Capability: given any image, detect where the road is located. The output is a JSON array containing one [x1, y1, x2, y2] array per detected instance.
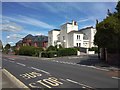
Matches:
[[2, 54, 119, 89]]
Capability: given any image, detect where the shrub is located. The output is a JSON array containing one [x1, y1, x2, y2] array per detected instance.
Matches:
[[41, 51, 48, 57], [59, 45, 63, 49], [58, 48, 77, 56], [47, 45, 57, 51], [34, 47, 44, 57], [47, 51, 58, 58], [19, 46, 43, 56], [41, 51, 57, 58]]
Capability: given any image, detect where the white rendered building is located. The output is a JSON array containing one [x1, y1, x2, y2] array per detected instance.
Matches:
[[48, 20, 96, 48], [80, 27, 97, 48]]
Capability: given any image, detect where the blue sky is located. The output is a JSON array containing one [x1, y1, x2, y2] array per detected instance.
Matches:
[[1, 2, 117, 46]]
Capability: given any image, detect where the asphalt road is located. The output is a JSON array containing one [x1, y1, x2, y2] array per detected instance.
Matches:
[[2, 54, 119, 89]]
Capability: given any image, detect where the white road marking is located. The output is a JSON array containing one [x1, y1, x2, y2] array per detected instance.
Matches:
[[66, 79, 93, 89], [112, 77, 120, 80], [17, 63, 26, 66], [90, 66, 109, 71], [82, 86, 86, 88], [72, 63, 76, 65], [9, 61, 15, 63], [8, 58, 15, 60], [59, 78, 66, 82], [41, 58, 109, 72], [68, 57, 79, 59], [3, 59, 7, 61], [31, 67, 50, 75], [78, 64, 109, 71]]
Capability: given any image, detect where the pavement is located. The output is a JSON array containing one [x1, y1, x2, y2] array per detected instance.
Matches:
[[2, 54, 120, 89], [0, 69, 19, 89]]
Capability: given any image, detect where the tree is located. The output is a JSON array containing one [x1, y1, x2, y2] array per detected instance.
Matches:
[[94, 1, 120, 52], [116, 1, 120, 13], [4, 44, 11, 54], [0, 40, 2, 50], [94, 15, 120, 49]]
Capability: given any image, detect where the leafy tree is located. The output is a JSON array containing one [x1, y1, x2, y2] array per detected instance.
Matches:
[[94, 1, 120, 53], [4, 44, 11, 50], [116, 1, 120, 13], [3, 44, 11, 54], [0, 40, 2, 50]]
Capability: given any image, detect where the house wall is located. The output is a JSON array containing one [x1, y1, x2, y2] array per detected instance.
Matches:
[[68, 33, 74, 47], [48, 21, 97, 49], [66, 23, 78, 33], [48, 30, 60, 47], [81, 28, 96, 48], [60, 21, 78, 48], [73, 33, 83, 47], [60, 24, 67, 48]]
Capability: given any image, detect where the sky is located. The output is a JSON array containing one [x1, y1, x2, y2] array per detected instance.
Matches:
[[1, 2, 117, 46]]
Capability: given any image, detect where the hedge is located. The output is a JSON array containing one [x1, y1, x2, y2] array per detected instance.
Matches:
[[19, 46, 43, 56], [41, 51, 57, 58], [58, 48, 77, 56]]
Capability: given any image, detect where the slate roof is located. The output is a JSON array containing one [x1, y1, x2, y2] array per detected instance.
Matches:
[[23, 34, 34, 39], [68, 30, 83, 34], [53, 29, 60, 31], [79, 26, 94, 31], [16, 40, 22, 44]]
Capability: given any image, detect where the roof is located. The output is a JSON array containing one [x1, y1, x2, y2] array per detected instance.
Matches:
[[52, 29, 60, 31], [49, 29, 60, 33], [16, 40, 22, 44], [33, 35, 48, 42], [79, 26, 94, 31], [23, 34, 34, 39], [61, 22, 72, 26], [43, 37, 48, 42], [68, 30, 83, 34]]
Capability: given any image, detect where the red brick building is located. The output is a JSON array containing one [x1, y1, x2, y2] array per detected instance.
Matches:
[[16, 34, 48, 50]]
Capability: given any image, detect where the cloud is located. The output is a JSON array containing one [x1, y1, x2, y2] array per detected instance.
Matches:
[[6, 36, 10, 39], [22, 29, 46, 36], [77, 17, 94, 23], [3, 15, 56, 29], [8, 42, 13, 44], [8, 34, 23, 39], [17, 2, 117, 22], [1, 19, 23, 32]]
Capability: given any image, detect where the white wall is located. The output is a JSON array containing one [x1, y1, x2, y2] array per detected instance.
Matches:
[[81, 28, 96, 48], [60, 24, 67, 48], [48, 30, 60, 47], [68, 33, 74, 47], [60, 21, 78, 48], [67, 24, 78, 33], [48, 21, 97, 49], [73, 33, 83, 47]]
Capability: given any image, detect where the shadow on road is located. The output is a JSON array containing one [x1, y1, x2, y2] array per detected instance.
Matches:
[[77, 55, 116, 68]]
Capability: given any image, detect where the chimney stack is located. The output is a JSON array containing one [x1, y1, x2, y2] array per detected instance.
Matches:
[[72, 20, 77, 25]]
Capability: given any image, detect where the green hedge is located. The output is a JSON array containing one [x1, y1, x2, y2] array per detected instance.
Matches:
[[41, 51, 57, 58], [46, 45, 57, 51], [19, 46, 43, 56], [58, 48, 77, 56]]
